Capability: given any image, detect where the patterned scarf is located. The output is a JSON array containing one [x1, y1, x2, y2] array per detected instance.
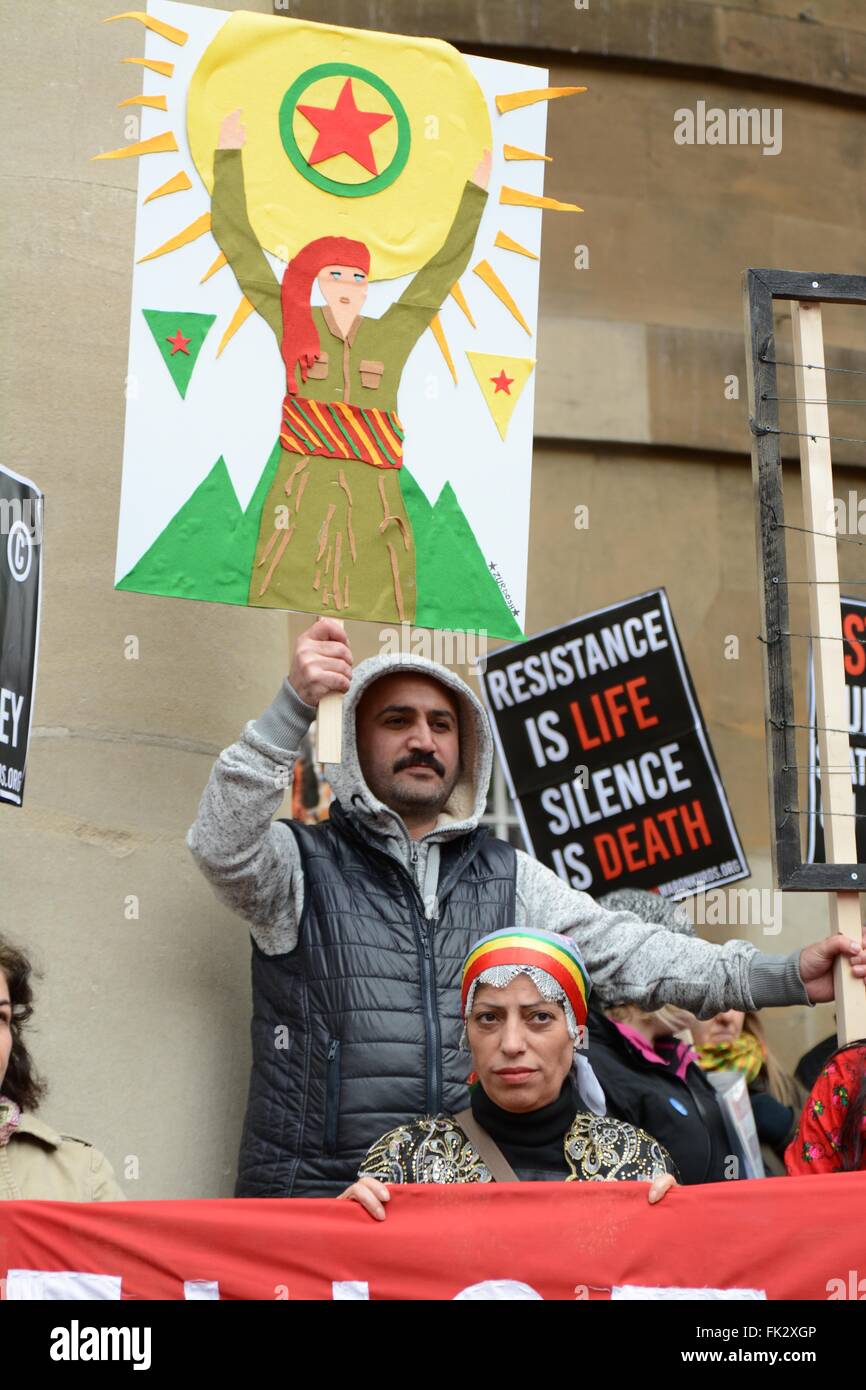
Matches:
[[696, 1031, 765, 1084], [0, 1094, 21, 1146]]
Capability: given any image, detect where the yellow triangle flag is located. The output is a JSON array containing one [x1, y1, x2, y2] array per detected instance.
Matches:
[[466, 353, 535, 441]]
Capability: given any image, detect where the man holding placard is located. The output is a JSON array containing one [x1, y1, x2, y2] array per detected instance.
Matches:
[[188, 619, 866, 1196]]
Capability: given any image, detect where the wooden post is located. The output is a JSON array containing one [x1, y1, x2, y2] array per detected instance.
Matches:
[[792, 299, 866, 1043], [316, 691, 343, 763], [317, 614, 345, 764]]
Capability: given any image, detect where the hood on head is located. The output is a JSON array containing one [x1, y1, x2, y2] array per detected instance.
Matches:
[[324, 651, 493, 840]]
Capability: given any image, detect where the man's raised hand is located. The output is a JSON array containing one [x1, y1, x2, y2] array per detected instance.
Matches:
[[471, 149, 492, 190], [218, 109, 246, 150], [289, 618, 353, 708]]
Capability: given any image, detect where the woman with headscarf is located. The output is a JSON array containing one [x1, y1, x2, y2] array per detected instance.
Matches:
[[339, 928, 677, 1218]]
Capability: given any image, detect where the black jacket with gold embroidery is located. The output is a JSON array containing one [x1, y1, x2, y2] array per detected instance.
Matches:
[[359, 1110, 675, 1184]]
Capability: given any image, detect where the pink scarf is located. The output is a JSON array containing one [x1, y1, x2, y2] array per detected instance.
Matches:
[[0, 1094, 21, 1146]]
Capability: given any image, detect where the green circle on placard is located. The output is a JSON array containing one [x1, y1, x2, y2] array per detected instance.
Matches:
[[279, 62, 411, 198]]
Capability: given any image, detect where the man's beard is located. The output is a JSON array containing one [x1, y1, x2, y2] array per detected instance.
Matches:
[[374, 755, 456, 813]]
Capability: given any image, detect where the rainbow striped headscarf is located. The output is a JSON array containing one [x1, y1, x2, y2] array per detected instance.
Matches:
[[461, 929, 590, 1029]]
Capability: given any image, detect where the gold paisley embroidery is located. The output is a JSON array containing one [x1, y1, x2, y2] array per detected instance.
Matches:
[[360, 1113, 674, 1185], [360, 1116, 493, 1184], [563, 1113, 672, 1182]]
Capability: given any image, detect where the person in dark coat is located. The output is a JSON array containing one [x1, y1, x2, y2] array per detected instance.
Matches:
[[590, 889, 744, 1185], [587, 1004, 737, 1185]]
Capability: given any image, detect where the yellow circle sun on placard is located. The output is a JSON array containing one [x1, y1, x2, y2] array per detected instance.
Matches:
[[187, 12, 491, 281]]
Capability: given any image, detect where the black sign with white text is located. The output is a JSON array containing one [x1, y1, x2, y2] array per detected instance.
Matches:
[[807, 595, 866, 864], [0, 464, 43, 808], [479, 589, 749, 899]]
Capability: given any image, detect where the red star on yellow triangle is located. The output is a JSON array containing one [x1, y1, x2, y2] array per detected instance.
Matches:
[[166, 329, 191, 356], [297, 78, 393, 176], [490, 369, 514, 394]]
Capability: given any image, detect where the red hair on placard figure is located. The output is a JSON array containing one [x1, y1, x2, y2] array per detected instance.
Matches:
[[280, 237, 371, 395]]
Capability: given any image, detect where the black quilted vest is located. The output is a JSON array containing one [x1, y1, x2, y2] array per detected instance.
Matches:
[[235, 801, 517, 1197]]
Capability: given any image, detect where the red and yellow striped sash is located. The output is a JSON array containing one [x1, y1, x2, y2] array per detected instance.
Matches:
[[280, 397, 404, 470]]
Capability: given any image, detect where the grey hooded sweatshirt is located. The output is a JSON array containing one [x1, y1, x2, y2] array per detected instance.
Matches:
[[188, 651, 807, 1016]]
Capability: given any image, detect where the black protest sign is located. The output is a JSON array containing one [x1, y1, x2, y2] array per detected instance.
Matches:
[[807, 595, 866, 864], [0, 465, 43, 808], [479, 588, 749, 899]]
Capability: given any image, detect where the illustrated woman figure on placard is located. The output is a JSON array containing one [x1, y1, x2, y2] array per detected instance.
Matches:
[[212, 109, 490, 623]]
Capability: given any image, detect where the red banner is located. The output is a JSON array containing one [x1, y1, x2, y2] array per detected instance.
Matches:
[[2, 1174, 865, 1301]]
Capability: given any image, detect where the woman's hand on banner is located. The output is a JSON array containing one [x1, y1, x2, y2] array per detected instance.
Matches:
[[339, 1176, 391, 1221], [218, 109, 246, 150], [647, 1174, 678, 1204], [799, 931, 866, 1003], [290, 618, 353, 707]]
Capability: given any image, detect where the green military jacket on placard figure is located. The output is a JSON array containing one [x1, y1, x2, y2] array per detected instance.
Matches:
[[211, 149, 487, 622]]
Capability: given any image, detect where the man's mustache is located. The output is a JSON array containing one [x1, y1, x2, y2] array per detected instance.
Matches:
[[393, 753, 445, 777]]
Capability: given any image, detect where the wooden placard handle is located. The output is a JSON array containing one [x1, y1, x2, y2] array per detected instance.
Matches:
[[793, 300, 866, 1044], [316, 691, 343, 763], [287, 614, 345, 764]]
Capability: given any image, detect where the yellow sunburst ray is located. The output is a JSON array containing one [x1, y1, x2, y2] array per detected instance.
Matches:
[[144, 171, 192, 204], [450, 283, 476, 329], [472, 261, 532, 336], [103, 12, 188, 46], [92, 131, 178, 161], [429, 315, 457, 384], [503, 145, 551, 162], [217, 297, 255, 357], [118, 93, 168, 111], [137, 213, 211, 263], [200, 251, 227, 284], [495, 86, 585, 114], [500, 186, 583, 213], [121, 56, 174, 78], [494, 230, 539, 261]]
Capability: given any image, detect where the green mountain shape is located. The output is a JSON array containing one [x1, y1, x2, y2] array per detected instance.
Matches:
[[118, 444, 523, 636], [400, 468, 524, 640], [142, 309, 216, 399], [116, 440, 281, 605]]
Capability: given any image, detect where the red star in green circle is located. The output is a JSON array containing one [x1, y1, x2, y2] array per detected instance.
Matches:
[[166, 329, 191, 356], [297, 78, 393, 175], [490, 369, 514, 395]]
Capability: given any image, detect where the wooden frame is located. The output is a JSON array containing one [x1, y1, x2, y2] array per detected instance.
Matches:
[[744, 269, 866, 891]]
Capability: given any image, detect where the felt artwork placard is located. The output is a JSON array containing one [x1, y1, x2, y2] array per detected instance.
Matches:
[[104, 2, 584, 636]]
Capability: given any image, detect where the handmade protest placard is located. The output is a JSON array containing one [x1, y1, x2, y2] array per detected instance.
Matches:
[[0, 464, 43, 808], [807, 594, 866, 864], [479, 589, 749, 898], [101, 1, 585, 639]]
